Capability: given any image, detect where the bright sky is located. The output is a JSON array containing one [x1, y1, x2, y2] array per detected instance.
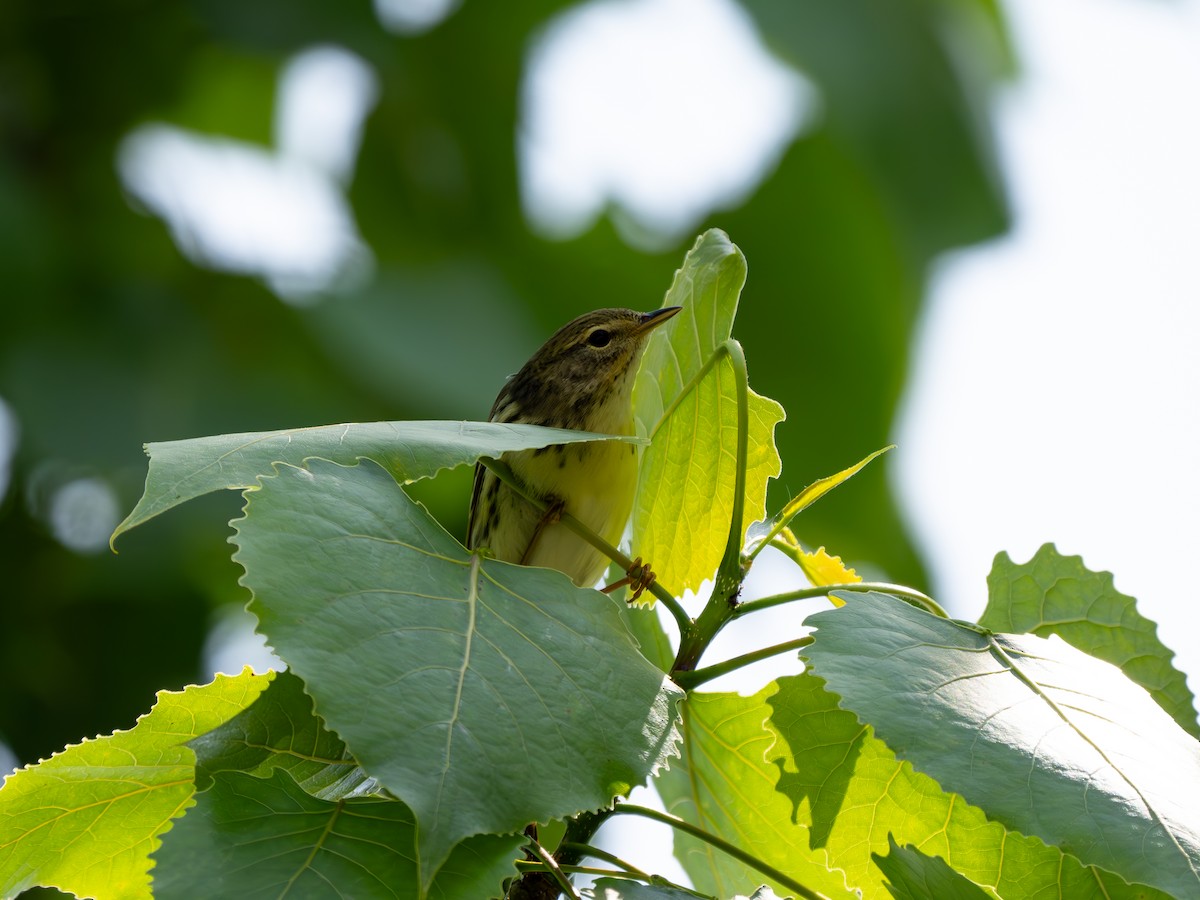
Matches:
[[895, 0, 1200, 691]]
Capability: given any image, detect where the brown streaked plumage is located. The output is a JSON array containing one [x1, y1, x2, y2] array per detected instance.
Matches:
[[467, 306, 680, 587]]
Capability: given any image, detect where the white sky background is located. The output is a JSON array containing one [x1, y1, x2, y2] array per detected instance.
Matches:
[[895, 0, 1200, 686]]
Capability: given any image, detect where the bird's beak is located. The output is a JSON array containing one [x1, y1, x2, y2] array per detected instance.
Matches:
[[635, 306, 682, 335]]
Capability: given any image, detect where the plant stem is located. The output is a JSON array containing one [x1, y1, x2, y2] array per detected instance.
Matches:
[[557, 842, 650, 880], [524, 839, 582, 900], [612, 805, 831, 900], [477, 457, 692, 635], [714, 340, 750, 597], [673, 637, 814, 690], [734, 581, 948, 619]]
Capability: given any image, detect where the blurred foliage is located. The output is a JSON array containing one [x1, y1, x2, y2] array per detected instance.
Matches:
[[0, 0, 1011, 769]]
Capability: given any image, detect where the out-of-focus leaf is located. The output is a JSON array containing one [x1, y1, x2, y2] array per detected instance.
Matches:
[[805, 593, 1200, 898], [111, 420, 641, 543], [657, 675, 1163, 899], [633, 230, 784, 595], [191, 669, 375, 801], [232, 457, 682, 888], [872, 836, 991, 900], [983, 543, 1199, 738], [741, 0, 1008, 259], [0, 670, 270, 899], [151, 769, 522, 900]]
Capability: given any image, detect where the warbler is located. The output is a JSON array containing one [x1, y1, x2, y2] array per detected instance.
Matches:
[[467, 306, 681, 588]]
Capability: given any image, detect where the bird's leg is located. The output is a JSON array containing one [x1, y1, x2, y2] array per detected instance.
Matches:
[[519, 497, 565, 566], [602, 556, 656, 602]]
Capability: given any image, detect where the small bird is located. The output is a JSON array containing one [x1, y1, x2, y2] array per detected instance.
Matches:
[[468, 306, 681, 589]]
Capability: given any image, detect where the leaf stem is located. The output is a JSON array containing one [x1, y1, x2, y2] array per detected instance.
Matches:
[[667, 340, 754, 674], [523, 838, 582, 900], [611, 804, 831, 900], [715, 339, 750, 596], [673, 637, 814, 690], [735, 582, 948, 619], [557, 842, 650, 880], [477, 457, 692, 636]]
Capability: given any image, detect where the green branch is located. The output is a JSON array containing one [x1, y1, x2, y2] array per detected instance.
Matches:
[[673, 637, 814, 690], [715, 339, 750, 595], [735, 581, 948, 619], [612, 804, 831, 900], [557, 842, 650, 880], [523, 837, 582, 899]]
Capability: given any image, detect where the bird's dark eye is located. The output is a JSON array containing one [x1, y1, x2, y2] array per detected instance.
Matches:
[[586, 328, 611, 348]]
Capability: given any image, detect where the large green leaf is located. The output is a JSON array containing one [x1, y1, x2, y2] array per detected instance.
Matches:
[[152, 769, 522, 899], [805, 592, 1200, 898], [0, 669, 269, 899], [658, 676, 1162, 899], [982, 543, 1200, 738], [191, 669, 376, 801], [632, 230, 784, 594], [231, 457, 683, 889], [111, 420, 641, 543]]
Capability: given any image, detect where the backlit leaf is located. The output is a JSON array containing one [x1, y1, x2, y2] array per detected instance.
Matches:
[[0, 670, 269, 899], [805, 592, 1200, 898], [633, 229, 784, 595], [656, 676, 1163, 899]]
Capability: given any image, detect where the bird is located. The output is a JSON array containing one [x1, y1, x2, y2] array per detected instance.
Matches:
[[467, 306, 681, 589]]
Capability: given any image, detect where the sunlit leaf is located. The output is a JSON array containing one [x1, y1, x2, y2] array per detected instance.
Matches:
[[152, 769, 522, 900], [806, 592, 1200, 898], [0, 669, 270, 899], [231, 457, 682, 889], [655, 690, 857, 898], [112, 420, 641, 544], [657, 676, 1162, 899], [771, 534, 861, 596], [191, 669, 376, 801], [633, 229, 784, 595], [983, 543, 1200, 738]]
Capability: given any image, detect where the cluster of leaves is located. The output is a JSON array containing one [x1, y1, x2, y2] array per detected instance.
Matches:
[[2, 232, 1197, 899]]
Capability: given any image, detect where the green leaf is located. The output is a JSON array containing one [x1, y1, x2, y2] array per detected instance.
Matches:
[[111, 420, 642, 544], [872, 837, 991, 900], [982, 543, 1200, 738], [0, 669, 270, 899], [231, 457, 682, 889], [658, 676, 1163, 899], [191, 669, 376, 801], [633, 229, 784, 594], [805, 592, 1200, 898], [655, 690, 857, 899], [152, 769, 522, 900]]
